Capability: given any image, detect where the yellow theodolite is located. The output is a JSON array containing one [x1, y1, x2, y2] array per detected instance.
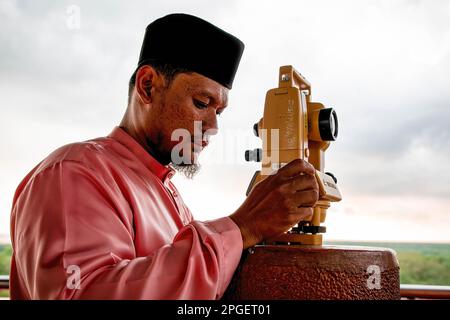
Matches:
[[245, 65, 342, 245]]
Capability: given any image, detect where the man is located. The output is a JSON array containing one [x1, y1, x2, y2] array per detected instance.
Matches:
[[9, 13, 319, 299]]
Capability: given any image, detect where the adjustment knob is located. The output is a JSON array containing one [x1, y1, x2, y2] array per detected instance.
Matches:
[[253, 123, 259, 137], [325, 172, 337, 183], [245, 148, 262, 162]]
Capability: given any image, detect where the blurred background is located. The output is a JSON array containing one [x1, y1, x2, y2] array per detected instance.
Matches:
[[1, 0, 449, 288]]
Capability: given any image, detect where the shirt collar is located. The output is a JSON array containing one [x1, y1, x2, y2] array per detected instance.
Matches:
[[108, 126, 175, 182]]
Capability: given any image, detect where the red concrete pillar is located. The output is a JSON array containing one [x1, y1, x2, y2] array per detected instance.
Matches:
[[224, 245, 400, 300]]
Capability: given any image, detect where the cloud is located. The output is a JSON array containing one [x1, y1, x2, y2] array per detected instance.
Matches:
[[1, 0, 449, 241]]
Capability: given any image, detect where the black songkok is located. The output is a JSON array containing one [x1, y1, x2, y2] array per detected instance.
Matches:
[[135, 13, 245, 89]]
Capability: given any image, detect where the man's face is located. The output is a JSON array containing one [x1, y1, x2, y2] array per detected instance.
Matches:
[[146, 71, 229, 167]]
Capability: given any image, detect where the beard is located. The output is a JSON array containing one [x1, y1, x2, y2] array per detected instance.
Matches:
[[170, 142, 203, 179], [171, 163, 201, 179]]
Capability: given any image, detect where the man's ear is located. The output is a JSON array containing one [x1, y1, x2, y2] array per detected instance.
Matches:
[[135, 65, 160, 104]]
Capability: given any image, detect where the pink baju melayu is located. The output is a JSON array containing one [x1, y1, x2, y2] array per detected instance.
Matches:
[[9, 127, 243, 299]]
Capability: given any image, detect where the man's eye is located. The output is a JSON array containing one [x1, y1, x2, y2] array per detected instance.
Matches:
[[193, 99, 208, 110]]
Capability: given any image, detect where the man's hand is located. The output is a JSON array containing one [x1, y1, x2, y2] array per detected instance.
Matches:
[[230, 159, 319, 249]]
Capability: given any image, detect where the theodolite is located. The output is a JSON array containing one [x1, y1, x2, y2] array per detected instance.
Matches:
[[225, 66, 399, 300], [245, 65, 342, 245]]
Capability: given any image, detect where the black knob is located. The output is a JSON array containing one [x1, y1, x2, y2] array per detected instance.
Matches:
[[325, 172, 337, 183], [253, 123, 259, 137], [244, 150, 251, 161], [245, 148, 262, 162]]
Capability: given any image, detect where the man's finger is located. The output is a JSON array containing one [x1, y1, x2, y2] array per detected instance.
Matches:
[[284, 174, 318, 193], [288, 207, 313, 223], [278, 159, 315, 179], [294, 189, 319, 207]]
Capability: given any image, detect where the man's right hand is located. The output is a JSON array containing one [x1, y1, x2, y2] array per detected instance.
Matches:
[[229, 159, 319, 249]]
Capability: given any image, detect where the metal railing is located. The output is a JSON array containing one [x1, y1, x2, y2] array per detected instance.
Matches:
[[1, 275, 449, 299], [400, 284, 450, 299], [0, 275, 8, 290]]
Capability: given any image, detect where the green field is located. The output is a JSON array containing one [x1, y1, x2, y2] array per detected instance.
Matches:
[[1, 241, 449, 298], [0, 245, 11, 275], [0, 244, 12, 298], [326, 241, 450, 285]]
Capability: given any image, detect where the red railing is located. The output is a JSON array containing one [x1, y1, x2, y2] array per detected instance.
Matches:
[[400, 284, 450, 299], [0, 275, 8, 290], [1, 275, 449, 299]]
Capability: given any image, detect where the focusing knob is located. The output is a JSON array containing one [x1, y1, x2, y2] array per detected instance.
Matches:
[[245, 148, 262, 162], [325, 172, 337, 183], [244, 150, 250, 161], [253, 123, 259, 137]]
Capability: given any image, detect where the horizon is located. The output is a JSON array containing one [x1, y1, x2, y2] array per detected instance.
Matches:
[[2, 233, 450, 246]]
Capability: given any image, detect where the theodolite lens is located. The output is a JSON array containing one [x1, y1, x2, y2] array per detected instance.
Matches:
[[319, 108, 338, 141]]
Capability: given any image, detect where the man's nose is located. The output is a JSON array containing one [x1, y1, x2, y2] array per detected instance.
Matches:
[[203, 110, 218, 136]]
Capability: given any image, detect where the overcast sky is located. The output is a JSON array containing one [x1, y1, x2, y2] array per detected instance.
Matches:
[[1, 0, 449, 243]]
